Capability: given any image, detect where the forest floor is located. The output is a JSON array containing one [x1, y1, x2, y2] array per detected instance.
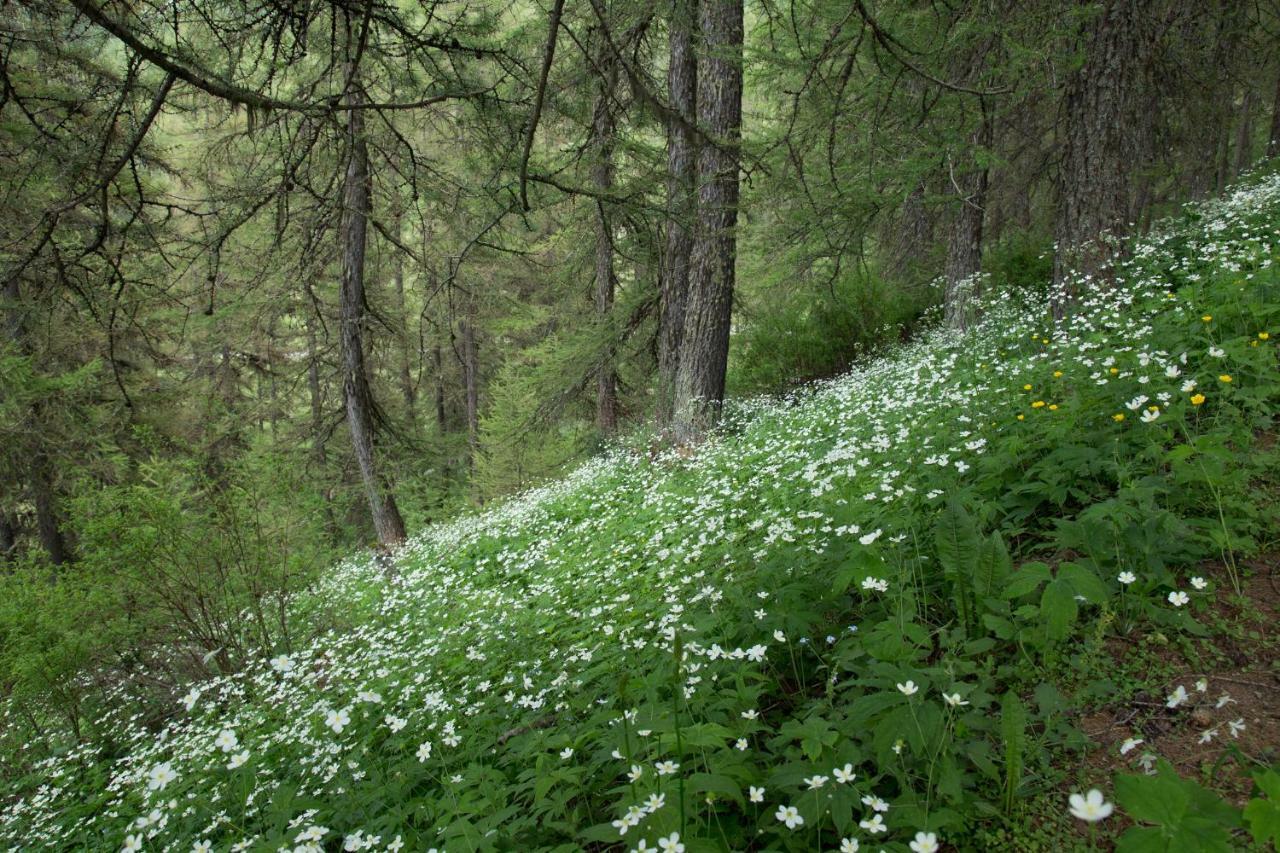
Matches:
[[3, 176, 1280, 852]]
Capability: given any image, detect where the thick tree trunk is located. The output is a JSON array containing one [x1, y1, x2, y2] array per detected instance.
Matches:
[[1052, 0, 1152, 313], [0, 510, 15, 563], [656, 0, 698, 425], [591, 35, 619, 435], [1269, 72, 1280, 158], [944, 111, 991, 331], [29, 448, 69, 567], [3, 277, 72, 566], [338, 75, 407, 547], [672, 0, 742, 441]]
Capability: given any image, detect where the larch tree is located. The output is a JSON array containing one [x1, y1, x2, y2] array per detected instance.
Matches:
[[1051, 0, 1161, 309], [657, 0, 698, 426], [671, 0, 742, 441]]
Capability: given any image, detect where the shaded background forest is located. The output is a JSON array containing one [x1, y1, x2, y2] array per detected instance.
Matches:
[[1, 0, 1279, 732]]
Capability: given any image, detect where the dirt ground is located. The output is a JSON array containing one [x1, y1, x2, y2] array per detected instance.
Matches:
[[1077, 552, 1280, 806]]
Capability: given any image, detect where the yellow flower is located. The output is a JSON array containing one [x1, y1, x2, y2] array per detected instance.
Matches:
[[1016, 414, 1025, 421], [1109, 367, 1119, 375], [1201, 314, 1212, 322], [1023, 384, 1032, 391], [1048, 404, 1059, 411], [1041, 338, 1049, 345], [1031, 400, 1046, 408], [1190, 394, 1205, 405], [1259, 332, 1270, 340], [1053, 370, 1063, 378], [1219, 374, 1232, 383], [1113, 413, 1125, 422]]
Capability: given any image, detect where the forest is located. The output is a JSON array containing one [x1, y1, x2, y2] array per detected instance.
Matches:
[[2, 0, 1280, 850]]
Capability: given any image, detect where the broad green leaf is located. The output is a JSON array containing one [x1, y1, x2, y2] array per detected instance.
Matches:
[[1115, 770, 1190, 827], [1003, 562, 1051, 598], [689, 772, 744, 807], [1041, 578, 1078, 641], [1058, 561, 1110, 605]]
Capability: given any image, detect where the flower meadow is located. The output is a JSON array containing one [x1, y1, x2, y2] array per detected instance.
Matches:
[[3, 177, 1280, 851]]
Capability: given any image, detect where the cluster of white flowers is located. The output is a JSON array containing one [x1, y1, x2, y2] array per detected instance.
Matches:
[[2, 173, 1277, 852]]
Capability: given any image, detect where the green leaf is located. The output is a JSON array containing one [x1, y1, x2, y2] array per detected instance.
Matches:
[[974, 532, 1013, 601], [1003, 562, 1051, 599], [1057, 562, 1109, 605], [1040, 578, 1078, 641], [1244, 770, 1280, 847], [936, 499, 980, 582], [999, 691, 1026, 813], [1115, 770, 1190, 828], [688, 772, 744, 807], [1115, 825, 1174, 853]]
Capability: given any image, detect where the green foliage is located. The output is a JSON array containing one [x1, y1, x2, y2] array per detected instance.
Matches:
[[728, 265, 926, 395], [3, 172, 1280, 852], [1244, 769, 1280, 848], [1000, 691, 1028, 814], [983, 233, 1056, 293], [1113, 761, 1241, 852], [0, 448, 336, 747]]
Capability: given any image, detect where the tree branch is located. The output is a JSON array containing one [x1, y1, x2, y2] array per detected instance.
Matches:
[[519, 0, 566, 211]]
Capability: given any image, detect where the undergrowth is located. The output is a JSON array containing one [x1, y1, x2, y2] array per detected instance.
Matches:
[[3, 176, 1280, 851]]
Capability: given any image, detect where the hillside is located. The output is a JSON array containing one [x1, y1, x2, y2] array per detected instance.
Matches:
[[4, 176, 1280, 851]]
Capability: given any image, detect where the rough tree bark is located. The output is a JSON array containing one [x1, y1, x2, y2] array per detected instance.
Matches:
[[944, 109, 992, 331], [591, 28, 619, 435], [338, 73, 407, 547], [1052, 0, 1153, 314], [671, 0, 742, 442], [2, 276, 71, 566], [656, 0, 698, 425], [1269, 72, 1280, 158], [0, 510, 14, 563], [27, 448, 68, 566]]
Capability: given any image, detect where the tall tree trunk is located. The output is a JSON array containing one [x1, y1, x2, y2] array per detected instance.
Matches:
[[672, 0, 742, 441], [1233, 89, 1255, 178], [656, 0, 698, 425], [1269, 71, 1280, 157], [0, 510, 15, 564], [338, 74, 407, 547], [433, 342, 446, 430], [29, 446, 69, 567], [591, 31, 619, 435], [3, 276, 71, 566], [304, 310, 339, 542], [944, 109, 991, 331], [1214, 108, 1232, 193], [1052, 0, 1152, 314], [390, 211, 417, 427], [456, 268, 480, 466]]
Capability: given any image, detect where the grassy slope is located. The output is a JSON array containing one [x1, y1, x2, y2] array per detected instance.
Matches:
[[3, 177, 1279, 852]]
